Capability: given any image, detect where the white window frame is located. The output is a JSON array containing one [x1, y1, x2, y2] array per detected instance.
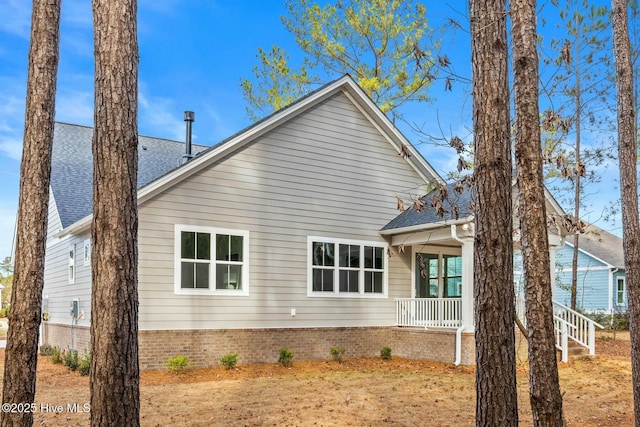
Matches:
[[174, 224, 249, 296], [83, 239, 91, 266], [68, 244, 76, 284], [616, 277, 626, 306], [307, 236, 388, 298], [411, 246, 463, 299]]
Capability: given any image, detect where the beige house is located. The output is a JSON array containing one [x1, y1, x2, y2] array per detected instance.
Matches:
[[42, 75, 597, 369]]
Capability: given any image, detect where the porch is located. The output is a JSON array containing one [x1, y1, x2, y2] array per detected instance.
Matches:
[[395, 297, 603, 362]]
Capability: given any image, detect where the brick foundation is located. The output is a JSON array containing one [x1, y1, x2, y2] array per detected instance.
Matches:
[[42, 323, 475, 370], [41, 322, 91, 354]]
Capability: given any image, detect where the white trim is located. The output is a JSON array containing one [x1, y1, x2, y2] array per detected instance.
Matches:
[[174, 224, 250, 296], [307, 236, 388, 298], [83, 239, 91, 266], [562, 242, 615, 269], [616, 276, 626, 306], [68, 244, 76, 284], [46, 233, 71, 249], [379, 217, 474, 236]]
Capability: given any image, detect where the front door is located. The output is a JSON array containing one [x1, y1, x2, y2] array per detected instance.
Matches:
[[415, 252, 463, 298], [416, 253, 439, 298]]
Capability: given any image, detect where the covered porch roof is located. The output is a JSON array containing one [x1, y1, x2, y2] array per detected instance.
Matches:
[[379, 180, 570, 246], [380, 183, 475, 246]]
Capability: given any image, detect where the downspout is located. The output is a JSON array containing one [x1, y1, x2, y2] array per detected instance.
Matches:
[[451, 224, 466, 366]]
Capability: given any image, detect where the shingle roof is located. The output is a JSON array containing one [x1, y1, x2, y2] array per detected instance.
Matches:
[[51, 122, 208, 228], [381, 183, 475, 231], [571, 223, 625, 269]]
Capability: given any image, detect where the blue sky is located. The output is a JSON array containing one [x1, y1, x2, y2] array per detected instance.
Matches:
[[0, 0, 623, 260]]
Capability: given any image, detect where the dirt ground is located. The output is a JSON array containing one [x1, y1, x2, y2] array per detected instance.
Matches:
[[0, 331, 633, 426]]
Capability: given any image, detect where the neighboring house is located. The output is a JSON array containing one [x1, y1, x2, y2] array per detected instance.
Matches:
[[42, 75, 573, 369], [552, 224, 626, 314]]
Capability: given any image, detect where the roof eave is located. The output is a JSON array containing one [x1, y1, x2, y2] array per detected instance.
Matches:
[[59, 214, 92, 238], [379, 216, 474, 236]]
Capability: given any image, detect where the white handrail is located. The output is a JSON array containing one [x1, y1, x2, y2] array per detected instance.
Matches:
[[553, 301, 604, 359], [395, 298, 462, 328]]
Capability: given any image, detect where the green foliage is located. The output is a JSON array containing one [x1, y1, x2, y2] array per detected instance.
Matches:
[[220, 353, 238, 370], [78, 350, 91, 376], [39, 344, 53, 356], [240, 0, 442, 120], [380, 346, 392, 360], [164, 355, 194, 373], [330, 346, 345, 363], [588, 311, 630, 331], [51, 347, 62, 364], [278, 347, 294, 367], [63, 349, 79, 371]]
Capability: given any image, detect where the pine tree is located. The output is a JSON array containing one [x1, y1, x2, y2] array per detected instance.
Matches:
[[1, 1, 60, 425], [511, 0, 564, 424], [611, 0, 640, 420], [470, 0, 518, 424], [90, 0, 140, 425]]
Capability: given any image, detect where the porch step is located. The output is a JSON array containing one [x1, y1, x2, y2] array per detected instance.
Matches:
[[558, 341, 590, 359]]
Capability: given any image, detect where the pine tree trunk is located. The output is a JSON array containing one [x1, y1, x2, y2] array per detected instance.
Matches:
[[470, 0, 518, 425], [90, 0, 140, 425], [511, 0, 565, 425], [0, 1, 60, 426], [611, 0, 640, 422]]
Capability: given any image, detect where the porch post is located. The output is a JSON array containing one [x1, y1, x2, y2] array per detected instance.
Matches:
[[460, 236, 475, 331], [548, 234, 562, 300]]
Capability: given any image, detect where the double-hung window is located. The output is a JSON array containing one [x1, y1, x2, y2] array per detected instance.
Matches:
[[308, 237, 387, 297], [616, 277, 626, 306], [175, 225, 249, 295]]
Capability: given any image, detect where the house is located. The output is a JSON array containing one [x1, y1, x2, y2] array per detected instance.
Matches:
[[552, 224, 626, 314], [41, 75, 590, 369]]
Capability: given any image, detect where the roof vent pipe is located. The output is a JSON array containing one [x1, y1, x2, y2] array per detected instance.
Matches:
[[183, 111, 195, 162]]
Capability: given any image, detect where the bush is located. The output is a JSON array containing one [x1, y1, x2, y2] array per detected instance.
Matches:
[[164, 355, 194, 373], [587, 311, 629, 331], [220, 353, 238, 370], [380, 346, 392, 360], [278, 347, 294, 367], [330, 347, 345, 363], [39, 344, 53, 356], [64, 349, 79, 371], [78, 350, 91, 376], [51, 347, 62, 364]]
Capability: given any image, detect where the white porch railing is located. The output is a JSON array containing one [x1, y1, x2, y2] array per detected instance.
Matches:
[[553, 301, 604, 362], [395, 298, 462, 328]]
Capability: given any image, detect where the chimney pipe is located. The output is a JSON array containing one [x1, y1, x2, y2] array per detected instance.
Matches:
[[183, 111, 195, 162]]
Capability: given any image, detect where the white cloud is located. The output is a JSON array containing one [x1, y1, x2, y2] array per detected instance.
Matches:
[[55, 88, 94, 126], [0, 137, 22, 161], [139, 90, 184, 141], [0, 88, 26, 160], [0, 0, 31, 39]]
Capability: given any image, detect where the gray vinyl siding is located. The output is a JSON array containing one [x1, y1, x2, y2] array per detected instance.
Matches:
[[137, 92, 422, 330], [42, 231, 92, 328]]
